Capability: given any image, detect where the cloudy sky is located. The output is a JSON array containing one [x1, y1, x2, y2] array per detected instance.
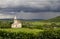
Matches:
[[0, 0, 60, 19]]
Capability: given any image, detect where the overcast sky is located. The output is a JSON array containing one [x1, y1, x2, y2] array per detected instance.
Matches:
[[0, 0, 60, 19]]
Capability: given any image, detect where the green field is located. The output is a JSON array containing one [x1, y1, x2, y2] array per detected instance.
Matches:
[[30, 22, 60, 25], [0, 16, 60, 39], [0, 28, 60, 39], [0, 28, 43, 34]]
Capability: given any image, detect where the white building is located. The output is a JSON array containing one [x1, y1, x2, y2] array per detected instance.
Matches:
[[11, 16, 22, 28]]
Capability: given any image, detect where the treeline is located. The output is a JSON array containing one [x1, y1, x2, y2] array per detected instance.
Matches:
[[0, 20, 60, 29], [0, 20, 13, 28], [23, 22, 60, 29], [0, 29, 60, 39]]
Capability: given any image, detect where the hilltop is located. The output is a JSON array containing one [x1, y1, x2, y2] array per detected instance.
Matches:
[[47, 16, 60, 22]]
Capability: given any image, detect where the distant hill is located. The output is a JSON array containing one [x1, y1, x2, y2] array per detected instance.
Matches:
[[0, 16, 60, 22], [20, 19, 44, 21], [47, 16, 60, 22], [0, 19, 44, 22]]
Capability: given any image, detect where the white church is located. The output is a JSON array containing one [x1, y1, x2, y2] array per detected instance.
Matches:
[[11, 16, 22, 28]]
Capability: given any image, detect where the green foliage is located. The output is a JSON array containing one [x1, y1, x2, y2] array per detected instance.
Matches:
[[48, 16, 60, 22], [0, 20, 13, 28], [0, 28, 43, 39], [0, 19, 60, 29], [0, 28, 60, 39]]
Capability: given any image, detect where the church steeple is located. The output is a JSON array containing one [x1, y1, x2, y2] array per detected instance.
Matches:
[[14, 16, 17, 20], [14, 16, 18, 23]]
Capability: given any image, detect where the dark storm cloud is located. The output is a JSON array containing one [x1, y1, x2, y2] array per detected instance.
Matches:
[[0, 0, 60, 12], [0, 0, 60, 19], [0, 12, 60, 19]]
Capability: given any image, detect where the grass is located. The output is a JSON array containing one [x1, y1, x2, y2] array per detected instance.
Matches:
[[0, 28, 44, 35], [30, 22, 60, 25]]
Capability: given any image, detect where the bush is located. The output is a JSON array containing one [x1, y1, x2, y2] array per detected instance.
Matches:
[[0, 21, 13, 28], [38, 29, 60, 39], [0, 30, 37, 39], [0, 29, 60, 39]]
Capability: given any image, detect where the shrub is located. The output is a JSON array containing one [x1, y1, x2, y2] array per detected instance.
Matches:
[[0, 29, 60, 39]]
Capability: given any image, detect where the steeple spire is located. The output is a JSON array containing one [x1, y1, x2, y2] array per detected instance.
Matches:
[[14, 16, 17, 19]]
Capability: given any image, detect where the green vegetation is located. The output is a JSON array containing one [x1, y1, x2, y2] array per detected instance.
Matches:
[[0, 20, 13, 28], [0, 16, 60, 29], [0, 28, 43, 34], [0, 28, 60, 39], [48, 16, 60, 22], [0, 16, 60, 39]]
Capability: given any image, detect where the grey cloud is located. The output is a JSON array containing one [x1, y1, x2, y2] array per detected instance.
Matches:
[[0, 6, 60, 12], [0, 0, 50, 8], [0, 12, 60, 19], [0, 0, 59, 8], [0, 13, 14, 19], [0, 0, 60, 19]]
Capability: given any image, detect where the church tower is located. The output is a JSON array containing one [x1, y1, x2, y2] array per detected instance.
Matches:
[[11, 16, 22, 28], [14, 16, 18, 23]]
